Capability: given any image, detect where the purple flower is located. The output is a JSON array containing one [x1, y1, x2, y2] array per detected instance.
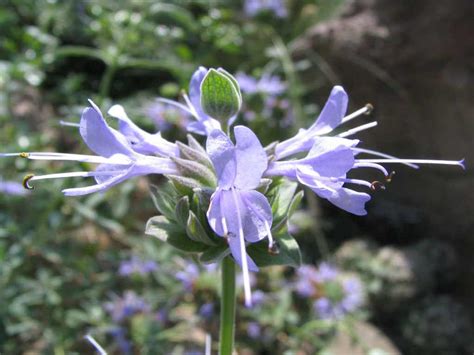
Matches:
[[108, 327, 132, 355], [247, 321, 262, 339], [0, 179, 28, 196], [157, 67, 222, 136], [105, 291, 151, 323], [107, 104, 178, 157], [206, 126, 273, 306], [244, 0, 288, 18], [176, 262, 200, 291], [198, 302, 214, 320], [236, 72, 286, 96], [296, 263, 364, 320], [1, 101, 178, 195], [145, 100, 192, 131], [118, 256, 158, 277], [266, 86, 464, 215]]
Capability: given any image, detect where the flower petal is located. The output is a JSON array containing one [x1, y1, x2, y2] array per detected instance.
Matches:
[[206, 130, 236, 189], [308, 86, 348, 135], [80, 101, 135, 158], [108, 105, 178, 157], [189, 66, 209, 119], [328, 188, 371, 216], [62, 166, 134, 196], [239, 190, 272, 242], [233, 126, 267, 190]]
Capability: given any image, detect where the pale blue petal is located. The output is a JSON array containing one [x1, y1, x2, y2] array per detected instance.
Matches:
[[328, 188, 371, 216], [80, 101, 135, 158], [62, 166, 134, 196], [206, 130, 236, 189], [189, 66, 209, 120], [240, 190, 272, 242], [308, 86, 348, 135], [233, 126, 267, 190], [108, 105, 178, 157]]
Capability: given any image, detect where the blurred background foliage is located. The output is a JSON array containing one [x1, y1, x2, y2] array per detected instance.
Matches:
[[1, 0, 472, 354]]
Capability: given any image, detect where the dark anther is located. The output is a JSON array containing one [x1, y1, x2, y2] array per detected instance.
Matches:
[[386, 171, 396, 183], [268, 241, 281, 255], [22, 174, 35, 190], [370, 181, 386, 191]]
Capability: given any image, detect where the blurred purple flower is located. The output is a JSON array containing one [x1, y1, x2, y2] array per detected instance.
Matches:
[[198, 302, 214, 320], [105, 291, 151, 323], [236, 72, 286, 96], [247, 322, 262, 339], [295, 263, 364, 320], [0, 179, 28, 196], [176, 262, 200, 291], [244, 0, 288, 18], [118, 256, 158, 277], [109, 327, 132, 355], [145, 100, 192, 131]]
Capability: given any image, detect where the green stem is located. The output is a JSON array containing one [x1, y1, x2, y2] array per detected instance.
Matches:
[[98, 64, 117, 105], [219, 257, 236, 355]]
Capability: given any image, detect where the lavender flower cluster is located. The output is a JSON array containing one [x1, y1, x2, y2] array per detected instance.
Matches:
[[296, 263, 364, 320], [0, 67, 463, 307]]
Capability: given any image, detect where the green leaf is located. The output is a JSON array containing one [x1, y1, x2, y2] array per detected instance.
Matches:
[[149, 182, 178, 221], [186, 211, 217, 246], [247, 232, 302, 268], [145, 215, 207, 253], [200, 68, 241, 121], [199, 244, 230, 264]]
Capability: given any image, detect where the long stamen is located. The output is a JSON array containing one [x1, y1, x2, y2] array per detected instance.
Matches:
[[59, 120, 80, 128], [352, 147, 419, 169], [155, 97, 196, 116], [230, 187, 252, 307], [357, 158, 465, 169], [181, 91, 200, 119], [337, 121, 378, 138], [84, 335, 107, 355], [332, 177, 373, 189], [23, 170, 122, 189], [341, 103, 374, 124], [354, 161, 389, 176], [264, 220, 279, 255], [0, 152, 129, 165]]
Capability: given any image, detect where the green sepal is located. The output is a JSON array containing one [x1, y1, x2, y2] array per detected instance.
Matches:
[[200, 68, 241, 121], [175, 195, 190, 226], [149, 182, 178, 221], [217, 68, 242, 103], [268, 179, 298, 227], [171, 156, 217, 186], [272, 190, 304, 234], [256, 178, 273, 194], [199, 244, 230, 264], [167, 175, 203, 194], [186, 211, 217, 246], [176, 141, 214, 170], [247, 232, 302, 268], [145, 215, 207, 253], [187, 134, 207, 154]]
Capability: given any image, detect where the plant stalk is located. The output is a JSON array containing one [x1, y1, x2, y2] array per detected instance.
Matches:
[[219, 257, 236, 355]]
